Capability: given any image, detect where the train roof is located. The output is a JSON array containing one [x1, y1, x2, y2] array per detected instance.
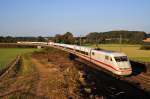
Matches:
[[94, 49, 116, 53], [74, 45, 126, 56], [93, 49, 126, 56], [55, 43, 127, 57]]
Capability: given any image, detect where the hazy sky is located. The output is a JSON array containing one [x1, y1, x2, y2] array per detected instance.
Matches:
[[0, 0, 150, 36]]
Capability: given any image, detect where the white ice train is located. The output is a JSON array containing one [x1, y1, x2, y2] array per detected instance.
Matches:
[[49, 42, 132, 76], [17, 41, 47, 45]]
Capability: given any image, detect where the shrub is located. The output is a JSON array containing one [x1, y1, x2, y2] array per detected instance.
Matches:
[[140, 45, 150, 50]]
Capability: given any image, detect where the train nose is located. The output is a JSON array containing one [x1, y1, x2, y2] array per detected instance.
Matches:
[[117, 62, 131, 69], [116, 68, 132, 76], [116, 62, 132, 75]]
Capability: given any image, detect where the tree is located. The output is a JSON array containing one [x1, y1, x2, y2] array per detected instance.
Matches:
[[37, 36, 45, 42], [63, 32, 74, 44], [54, 32, 74, 44], [86, 32, 104, 44], [55, 34, 63, 43]]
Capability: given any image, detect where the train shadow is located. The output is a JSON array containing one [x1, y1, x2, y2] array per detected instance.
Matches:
[[130, 61, 147, 76], [74, 58, 150, 99]]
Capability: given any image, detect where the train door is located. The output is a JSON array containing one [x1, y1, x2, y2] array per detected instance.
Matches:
[[89, 49, 92, 62], [104, 55, 114, 66]]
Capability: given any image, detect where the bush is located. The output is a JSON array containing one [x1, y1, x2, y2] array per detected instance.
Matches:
[[140, 45, 150, 50]]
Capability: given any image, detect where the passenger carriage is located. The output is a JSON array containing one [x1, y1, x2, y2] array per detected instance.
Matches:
[[49, 42, 132, 76]]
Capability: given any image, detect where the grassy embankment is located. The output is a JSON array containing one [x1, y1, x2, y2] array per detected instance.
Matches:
[[85, 44, 150, 62], [0, 47, 80, 98], [0, 51, 40, 99], [0, 48, 38, 69]]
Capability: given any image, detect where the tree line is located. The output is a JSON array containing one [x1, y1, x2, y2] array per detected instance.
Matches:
[[0, 36, 46, 43], [0, 30, 149, 44], [54, 31, 148, 44], [86, 31, 147, 44]]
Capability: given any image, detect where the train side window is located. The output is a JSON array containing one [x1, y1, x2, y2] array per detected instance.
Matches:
[[110, 57, 112, 61], [92, 52, 94, 55], [105, 56, 109, 60], [76, 50, 80, 52], [81, 51, 85, 54], [86, 52, 88, 55]]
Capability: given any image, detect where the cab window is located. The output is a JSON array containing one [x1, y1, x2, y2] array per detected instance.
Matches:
[[115, 56, 128, 62], [92, 52, 95, 55], [105, 56, 109, 60]]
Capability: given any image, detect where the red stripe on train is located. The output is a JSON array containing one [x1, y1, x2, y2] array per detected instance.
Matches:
[[76, 52, 131, 72]]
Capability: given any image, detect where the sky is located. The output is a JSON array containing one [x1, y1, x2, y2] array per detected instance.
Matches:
[[0, 0, 150, 37]]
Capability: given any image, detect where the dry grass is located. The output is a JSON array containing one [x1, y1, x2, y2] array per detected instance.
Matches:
[[0, 48, 80, 99], [0, 53, 39, 99]]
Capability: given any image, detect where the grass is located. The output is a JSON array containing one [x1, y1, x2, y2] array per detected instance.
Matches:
[[0, 48, 38, 69], [20, 53, 37, 75], [85, 44, 150, 62], [0, 52, 39, 99]]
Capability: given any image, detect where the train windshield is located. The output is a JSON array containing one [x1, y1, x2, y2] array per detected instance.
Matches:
[[115, 56, 128, 62]]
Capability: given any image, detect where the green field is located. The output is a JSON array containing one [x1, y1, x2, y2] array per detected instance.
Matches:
[[0, 48, 37, 69], [85, 44, 150, 62]]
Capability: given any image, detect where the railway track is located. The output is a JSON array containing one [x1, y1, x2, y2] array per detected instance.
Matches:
[[122, 73, 150, 92], [74, 57, 150, 98]]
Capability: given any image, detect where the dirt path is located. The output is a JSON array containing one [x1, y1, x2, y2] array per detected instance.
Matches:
[[31, 58, 66, 98]]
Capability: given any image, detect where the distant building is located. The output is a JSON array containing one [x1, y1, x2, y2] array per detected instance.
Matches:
[[37, 46, 42, 49], [143, 38, 150, 43]]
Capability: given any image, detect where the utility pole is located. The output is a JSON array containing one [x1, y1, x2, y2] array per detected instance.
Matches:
[[96, 37, 99, 48], [79, 35, 82, 46], [119, 34, 122, 52]]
